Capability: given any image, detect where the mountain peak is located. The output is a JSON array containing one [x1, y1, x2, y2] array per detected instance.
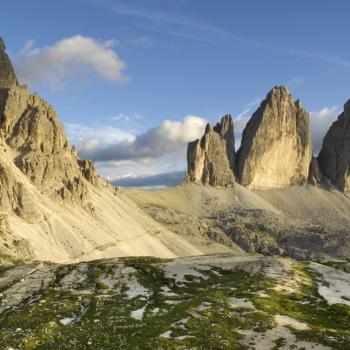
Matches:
[[237, 86, 312, 189], [185, 114, 235, 187], [268, 85, 290, 98], [0, 36, 18, 89]]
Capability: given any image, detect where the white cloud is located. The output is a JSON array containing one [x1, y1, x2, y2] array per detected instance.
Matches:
[[68, 115, 206, 163], [15, 35, 127, 90]]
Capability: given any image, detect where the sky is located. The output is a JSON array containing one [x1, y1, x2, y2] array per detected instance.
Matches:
[[1, 0, 350, 187]]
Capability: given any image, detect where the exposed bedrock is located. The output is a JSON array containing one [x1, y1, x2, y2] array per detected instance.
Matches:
[[185, 114, 236, 187], [237, 86, 313, 189]]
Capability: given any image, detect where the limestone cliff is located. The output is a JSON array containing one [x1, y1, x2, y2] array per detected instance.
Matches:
[[0, 37, 100, 205], [185, 115, 235, 187], [0, 37, 18, 89], [0, 85, 99, 205], [318, 100, 350, 191], [237, 86, 313, 189]]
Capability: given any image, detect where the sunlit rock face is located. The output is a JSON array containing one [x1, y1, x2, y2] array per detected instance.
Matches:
[[318, 100, 350, 192], [237, 86, 313, 190], [185, 115, 236, 187]]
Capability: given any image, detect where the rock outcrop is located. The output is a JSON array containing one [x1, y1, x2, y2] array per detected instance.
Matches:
[[0, 85, 99, 205], [0, 37, 18, 89], [318, 100, 350, 191], [237, 86, 313, 189], [185, 115, 235, 187]]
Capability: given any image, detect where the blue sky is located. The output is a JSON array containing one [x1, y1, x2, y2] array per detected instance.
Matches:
[[1, 0, 350, 187]]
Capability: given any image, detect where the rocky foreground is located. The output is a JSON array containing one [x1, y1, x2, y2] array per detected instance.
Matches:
[[1, 254, 350, 350]]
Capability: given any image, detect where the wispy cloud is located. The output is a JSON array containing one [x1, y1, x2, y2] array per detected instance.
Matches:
[[233, 98, 262, 150], [110, 112, 144, 123], [88, 2, 350, 70], [236, 98, 262, 119]]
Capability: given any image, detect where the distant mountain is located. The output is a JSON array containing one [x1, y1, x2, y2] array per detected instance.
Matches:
[[185, 85, 349, 193]]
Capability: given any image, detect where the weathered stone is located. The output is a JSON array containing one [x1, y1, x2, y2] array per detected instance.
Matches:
[[308, 157, 323, 187], [0, 37, 18, 89], [0, 163, 41, 223], [78, 159, 99, 186], [318, 100, 350, 191], [0, 84, 99, 205], [237, 86, 313, 189], [185, 115, 235, 187]]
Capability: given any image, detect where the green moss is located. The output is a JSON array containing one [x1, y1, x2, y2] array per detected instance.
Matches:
[[0, 258, 349, 350], [251, 263, 350, 349]]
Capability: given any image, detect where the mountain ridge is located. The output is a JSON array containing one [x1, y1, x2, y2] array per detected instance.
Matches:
[[186, 85, 349, 192]]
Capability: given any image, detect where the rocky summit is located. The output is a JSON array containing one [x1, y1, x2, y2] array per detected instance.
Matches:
[[237, 86, 313, 189], [0, 85, 99, 207], [184, 87, 315, 191], [0, 37, 18, 89], [185, 115, 236, 187], [318, 100, 350, 191]]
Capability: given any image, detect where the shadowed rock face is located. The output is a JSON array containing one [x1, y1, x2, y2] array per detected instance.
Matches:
[[237, 86, 313, 189], [185, 115, 236, 187], [0, 37, 18, 89], [308, 157, 324, 187], [318, 100, 350, 191]]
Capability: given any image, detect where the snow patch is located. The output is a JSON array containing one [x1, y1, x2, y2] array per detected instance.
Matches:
[[159, 330, 172, 338], [59, 317, 75, 325], [130, 305, 147, 320], [310, 262, 350, 307]]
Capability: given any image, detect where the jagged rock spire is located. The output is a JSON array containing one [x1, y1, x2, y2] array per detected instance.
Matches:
[[185, 114, 236, 187], [0, 37, 100, 208], [237, 86, 313, 189], [318, 99, 350, 191], [0, 37, 18, 89]]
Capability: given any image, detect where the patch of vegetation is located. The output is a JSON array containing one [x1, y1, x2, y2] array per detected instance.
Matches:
[[251, 262, 350, 349], [0, 250, 26, 266], [0, 257, 349, 349]]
